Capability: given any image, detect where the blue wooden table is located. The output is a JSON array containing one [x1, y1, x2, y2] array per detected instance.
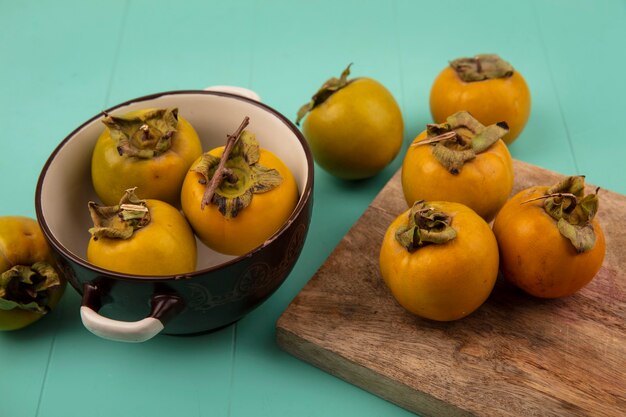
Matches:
[[1, 1, 625, 416]]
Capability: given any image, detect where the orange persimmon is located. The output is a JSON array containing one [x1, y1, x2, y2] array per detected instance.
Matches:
[[401, 111, 513, 222], [493, 176, 606, 298], [379, 200, 499, 321], [181, 129, 298, 256], [430, 54, 531, 145]]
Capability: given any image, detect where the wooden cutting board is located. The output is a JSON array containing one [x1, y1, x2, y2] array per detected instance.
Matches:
[[276, 159, 626, 417]]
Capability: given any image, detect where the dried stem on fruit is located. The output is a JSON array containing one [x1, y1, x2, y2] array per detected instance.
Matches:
[[0, 262, 60, 313], [450, 54, 514, 82], [296, 64, 353, 125], [420, 111, 508, 175], [522, 176, 601, 253], [102, 108, 179, 159], [193, 118, 283, 218], [395, 201, 457, 252], [200, 116, 250, 210], [88, 188, 151, 240]]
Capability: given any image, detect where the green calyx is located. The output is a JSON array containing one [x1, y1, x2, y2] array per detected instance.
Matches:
[[535, 176, 600, 253], [0, 262, 60, 313], [395, 201, 457, 252], [450, 54, 514, 82], [296, 63, 353, 125], [88, 188, 151, 240], [102, 108, 179, 159], [193, 131, 283, 218], [416, 111, 508, 174]]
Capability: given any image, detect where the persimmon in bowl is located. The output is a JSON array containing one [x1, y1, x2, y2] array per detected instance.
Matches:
[[35, 90, 314, 342]]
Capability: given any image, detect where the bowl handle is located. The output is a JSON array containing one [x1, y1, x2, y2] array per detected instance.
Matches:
[[203, 85, 261, 102], [79, 282, 184, 343]]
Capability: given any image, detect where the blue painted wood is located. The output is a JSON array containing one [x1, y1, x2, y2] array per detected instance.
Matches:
[[1, 1, 624, 416]]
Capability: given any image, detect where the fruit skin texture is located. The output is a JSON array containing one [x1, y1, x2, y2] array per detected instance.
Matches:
[[181, 147, 298, 256], [0, 216, 66, 330], [91, 109, 203, 207], [379, 201, 499, 321], [87, 200, 197, 276], [430, 66, 531, 144], [492, 186, 606, 298], [401, 130, 513, 222], [302, 78, 404, 180]]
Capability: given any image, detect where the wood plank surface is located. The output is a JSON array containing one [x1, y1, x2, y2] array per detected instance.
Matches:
[[276, 159, 626, 417]]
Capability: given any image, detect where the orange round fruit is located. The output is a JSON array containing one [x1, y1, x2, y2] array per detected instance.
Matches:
[[91, 108, 202, 206], [379, 201, 499, 321], [430, 54, 530, 145], [297, 64, 404, 180], [0, 216, 66, 330], [401, 111, 513, 222], [493, 176, 605, 298], [181, 131, 298, 256], [87, 190, 197, 276]]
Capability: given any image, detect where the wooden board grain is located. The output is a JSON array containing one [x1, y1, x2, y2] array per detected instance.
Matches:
[[276, 159, 626, 417]]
